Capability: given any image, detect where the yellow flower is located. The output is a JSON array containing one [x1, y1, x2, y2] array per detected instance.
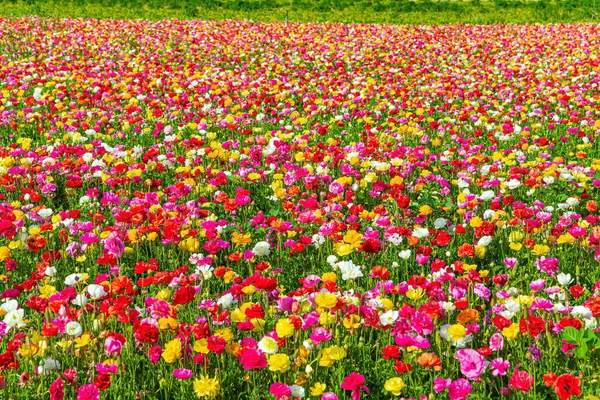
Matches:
[[447, 324, 466, 341], [315, 292, 338, 309], [214, 328, 234, 343], [275, 318, 295, 338], [193, 338, 209, 354], [502, 323, 519, 341], [321, 272, 337, 282], [74, 334, 92, 349], [158, 317, 178, 331], [318, 345, 346, 367], [193, 375, 220, 398], [531, 244, 550, 256], [509, 242, 522, 251], [268, 354, 290, 373], [406, 288, 424, 300], [0, 246, 11, 262], [310, 382, 326, 396], [343, 314, 361, 329], [18, 344, 38, 358], [231, 232, 252, 247], [161, 339, 182, 363], [418, 205, 432, 215], [384, 377, 406, 396]]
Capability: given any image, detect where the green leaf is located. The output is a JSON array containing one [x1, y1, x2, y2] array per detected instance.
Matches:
[[574, 343, 588, 358], [561, 326, 580, 343]]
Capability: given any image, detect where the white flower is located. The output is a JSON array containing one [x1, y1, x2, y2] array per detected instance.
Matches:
[[37, 208, 53, 218], [434, 218, 447, 229], [398, 250, 411, 260], [326, 255, 338, 266], [337, 261, 363, 281], [0, 299, 19, 314], [571, 306, 593, 319], [477, 236, 493, 247], [290, 385, 305, 398], [566, 197, 580, 207], [4, 309, 26, 328], [506, 179, 522, 190], [87, 284, 108, 300], [387, 233, 403, 246], [412, 228, 429, 239], [42, 357, 61, 371], [543, 176, 555, 185], [557, 273, 573, 286], [257, 337, 279, 355], [480, 190, 495, 201], [65, 321, 82, 336], [72, 294, 88, 307], [216, 293, 235, 309], [64, 273, 84, 286], [195, 265, 214, 279], [252, 241, 271, 256], [379, 310, 399, 326], [311, 234, 325, 248], [45, 266, 57, 277]]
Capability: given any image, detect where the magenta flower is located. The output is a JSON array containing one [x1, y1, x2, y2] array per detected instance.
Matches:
[[454, 348, 487, 380], [104, 337, 123, 355], [490, 358, 510, 377], [173, 368, 193, 379], [340, 372, 369, 400], [269, 382, 291, 399], [77, 384, 99, 400], [448, 378, 472, 400]]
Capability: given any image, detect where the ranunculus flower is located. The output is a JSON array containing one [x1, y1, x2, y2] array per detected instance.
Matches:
[[454, 348, 487, 380]]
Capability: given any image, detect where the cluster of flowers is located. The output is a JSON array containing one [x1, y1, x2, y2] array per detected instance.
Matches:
[[0, 17, 600, 399]]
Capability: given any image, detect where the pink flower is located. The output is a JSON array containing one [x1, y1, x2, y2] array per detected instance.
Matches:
[[77, 384, 100, 400], [490, 358, 510, 377], [434, 377, 452, 393], [270, 382, 292, 399], [149, 345, 162, 364], [103, 232, 124, 258], [489, 332, 504, 351], [173, 368, 193, 379], [104, 337, 123, 354], [239, 348, 267, 370], [448, 378, 472, 400], [49, 378, 64, 400], [412, 312, 434, 335], [321, 393, 338, 400], [340, 373, 369, 400], [454, 349, 487, 380]]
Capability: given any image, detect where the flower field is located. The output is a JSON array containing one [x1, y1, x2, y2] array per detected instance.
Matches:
[[1, 17, 600, 400]]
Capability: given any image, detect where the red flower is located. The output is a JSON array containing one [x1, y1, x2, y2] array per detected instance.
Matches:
[[94, 374, 111, 391], [509, 368, 533, 392], [393, 360, 413, 374], [382, 345, 401, 360], [519, 315, 546, 337], [569, 285, 585, 299], [553, 374, 582, 400]]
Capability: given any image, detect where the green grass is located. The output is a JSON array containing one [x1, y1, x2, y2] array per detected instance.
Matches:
[[0, 0, 598, 24]]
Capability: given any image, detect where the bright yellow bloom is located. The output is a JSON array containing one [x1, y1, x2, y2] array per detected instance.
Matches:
[[310, 382, 326, 396], [447, 324, 466, 341], [268, 354, 290, 373], [384, 377, 406, 396], [193, 375, 220, 398], [315, 292, 338, 309], [502, 323, 519, 341], [161, 339, 182, 363], [275, 318, 295, 338]]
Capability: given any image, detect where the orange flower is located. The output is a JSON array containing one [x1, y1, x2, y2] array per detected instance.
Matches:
[[456, 309, 480, 325], [416, 352, 442, 371]]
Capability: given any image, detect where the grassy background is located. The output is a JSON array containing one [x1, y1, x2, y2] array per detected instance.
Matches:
[[0, 0, 598, 24]]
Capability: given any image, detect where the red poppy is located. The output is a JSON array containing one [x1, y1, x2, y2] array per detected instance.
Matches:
[[553, 374, 582, 400]]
